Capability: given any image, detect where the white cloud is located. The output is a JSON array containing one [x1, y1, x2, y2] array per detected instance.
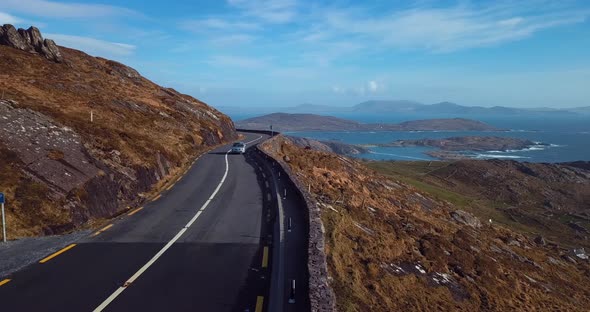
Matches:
[[319, 2, 589, 52], [0, 0, 139, 19], [210, 34, 256, 46], [331, 80, 386, 96], [367, 80, 379, 92], [208, 55, 266, 68], [46, 33, 136, 57], [227, 0, 297, 23], [180, 18, 260, 32], [0, 11, 21, 24]]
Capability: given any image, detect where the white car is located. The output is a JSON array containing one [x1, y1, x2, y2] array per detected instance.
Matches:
[[231, 142, 246, 154]]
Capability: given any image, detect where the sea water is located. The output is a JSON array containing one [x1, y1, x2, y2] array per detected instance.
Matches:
[[234, 112, 590, 163]]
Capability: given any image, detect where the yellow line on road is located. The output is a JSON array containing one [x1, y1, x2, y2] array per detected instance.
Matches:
[[39, 244, 77, 263], [262, 246, 269, 268], [91, 224, 114, 237], [255, 296, 264, 312], [127, 207, 143, 216], [98, 224, 113, 232], [153, 194, 161, 201], [166, 183, 174, 191], [0, 279, 11, 286]]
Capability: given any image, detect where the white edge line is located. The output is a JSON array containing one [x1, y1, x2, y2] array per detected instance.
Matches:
[[93, 150, 231, 312]]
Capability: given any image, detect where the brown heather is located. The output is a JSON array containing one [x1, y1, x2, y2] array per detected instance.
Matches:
[[261, 136, 590, 312], [0, 41, 236, 238]]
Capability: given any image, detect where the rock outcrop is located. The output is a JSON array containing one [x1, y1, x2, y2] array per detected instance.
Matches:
[[286, 136, 369, 155], [0, 24, 63, 62]]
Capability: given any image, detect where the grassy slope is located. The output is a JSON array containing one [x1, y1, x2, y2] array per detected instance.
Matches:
[[366, 160, 590, 249], [261, 136, 590, 311]]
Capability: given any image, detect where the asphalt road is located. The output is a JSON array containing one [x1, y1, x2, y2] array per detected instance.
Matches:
[[0, 132, 302, 312]]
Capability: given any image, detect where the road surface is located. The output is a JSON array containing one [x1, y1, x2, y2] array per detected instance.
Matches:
[[0, 132, 308, 312]]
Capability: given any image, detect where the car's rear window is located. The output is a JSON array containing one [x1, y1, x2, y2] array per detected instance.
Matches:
[[233, 143, 245, 147]]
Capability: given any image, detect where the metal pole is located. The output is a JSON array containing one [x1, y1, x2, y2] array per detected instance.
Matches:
[[2, 203, 6, 243]]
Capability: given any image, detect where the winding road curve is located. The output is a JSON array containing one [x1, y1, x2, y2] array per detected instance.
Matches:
[[0, 132, 309, 312]]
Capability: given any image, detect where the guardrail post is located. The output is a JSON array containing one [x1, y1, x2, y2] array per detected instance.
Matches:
[[288, 279, 296, 304]]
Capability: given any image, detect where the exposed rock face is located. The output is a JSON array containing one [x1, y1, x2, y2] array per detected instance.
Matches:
[[286, 135, 369, 156], [0, 24, 63, 62], [0, 100, 100, 194], [451, 210, 482, 228]]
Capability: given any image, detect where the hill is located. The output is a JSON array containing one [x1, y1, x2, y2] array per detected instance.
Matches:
[[236, 113, 500, 132], [353, 100, 579, 116], [261, 136, 590, 311], [0, 24, 236, 238]]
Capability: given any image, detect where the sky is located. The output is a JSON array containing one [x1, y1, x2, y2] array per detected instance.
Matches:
[[1, 0, 589, 109]]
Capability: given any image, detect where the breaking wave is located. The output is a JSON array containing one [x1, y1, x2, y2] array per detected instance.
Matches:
[[474, 154, 531, 159], [368, 151, 430, 161]]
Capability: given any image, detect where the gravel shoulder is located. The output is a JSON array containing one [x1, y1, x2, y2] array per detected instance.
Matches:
[[0, 230, 90, 278]]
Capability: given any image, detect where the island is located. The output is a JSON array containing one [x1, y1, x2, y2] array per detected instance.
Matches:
[[375, 136, 548, 160], [235, 113, 502, 132]]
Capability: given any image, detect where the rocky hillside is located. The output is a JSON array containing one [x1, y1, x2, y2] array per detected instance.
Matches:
[[261, 136, 590, 311], [0, 24, 237, 238], [286, 136, 369, 155], [369, 160, 590, 249]]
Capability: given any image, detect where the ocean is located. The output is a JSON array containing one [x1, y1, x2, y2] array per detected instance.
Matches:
[[231, 112, 590, 163]]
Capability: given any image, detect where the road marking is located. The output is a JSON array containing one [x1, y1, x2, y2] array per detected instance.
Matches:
[[255, 296, 264, 312], [265, 181, 269, 188], [91, 224, 114, 237], [98, 224, 113, 232], [245, 136, 263, 145], [93, 150, 232, 312], [152, 194, 161, 201], [127, 207, 143, 216], [268, 159, 286, 311], [166, 183, 174, 191], [39, 244, 76, 263], [262, 246, 269, 268], [0, 279, 11, 286]]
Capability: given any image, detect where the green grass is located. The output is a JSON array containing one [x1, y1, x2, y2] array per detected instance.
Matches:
[[365, 160, 590, 248], [366, 161, 471, 208]]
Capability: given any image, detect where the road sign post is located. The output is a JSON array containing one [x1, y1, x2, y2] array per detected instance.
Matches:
[[270, 124, 273, 137], [0, 193, 5, 242]]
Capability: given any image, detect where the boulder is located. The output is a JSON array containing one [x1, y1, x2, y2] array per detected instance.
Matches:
[[534, 235, 546, 246], [451, 210, 482, 228], [42, 39, 63, 62], [0, 24, 63, 63], [27, 26, 44, 50], [0, 24, 28, 50]]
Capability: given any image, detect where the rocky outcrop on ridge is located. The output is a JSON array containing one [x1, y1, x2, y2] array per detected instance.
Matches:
[[0, 24, 63, 62]]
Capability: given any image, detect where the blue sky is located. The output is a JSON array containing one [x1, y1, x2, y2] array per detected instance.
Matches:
[[1, 0, 589, 109]]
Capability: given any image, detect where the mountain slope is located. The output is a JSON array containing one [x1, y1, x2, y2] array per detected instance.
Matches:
[[0, 25, 237, 238], [261, 136, 590, 311]]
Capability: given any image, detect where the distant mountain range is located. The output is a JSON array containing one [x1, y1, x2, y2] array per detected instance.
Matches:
[[220, 100, 590, 116], [235, 113, 501, 132]]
